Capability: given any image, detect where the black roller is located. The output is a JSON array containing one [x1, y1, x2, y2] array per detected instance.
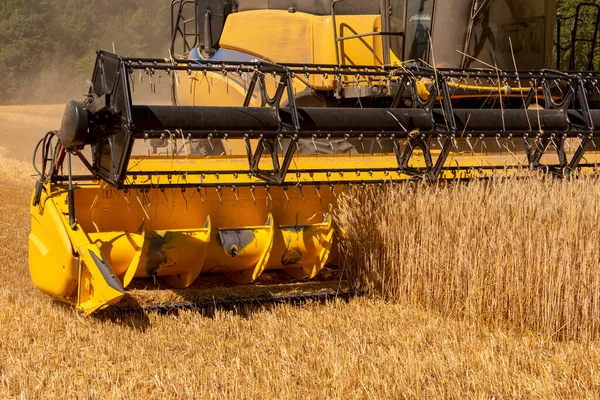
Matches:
[[279, 108, 433, 132], [132, 105, 433, 135], [442, 109, 569, 131], [132, 105, 280, 132]]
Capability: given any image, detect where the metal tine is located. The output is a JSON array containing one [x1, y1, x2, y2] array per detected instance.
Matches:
[[354, 75, 363, 108], [550, 134, 559, 151], [224, 133, 232, 156], [161, 187, 170, 209], [189, 73, 197, 94], [223, 69, 230, 94], [535, 136, 544, 153], [241, 68, 248, 92], [195, 187, 205, 208], [451, 135, 459, 150], [298, 184, 306, 205], [181, 187, 188, 211], [479, 134, 487, 150], [315, 185, 322, 205], [507, 133, 516, 150], [345, 134, 351, 158], [148, 69, 156, 93], [283, 186, 290, 208], [265, 185, 273, 208], [250, 185, 256, 207], [466, 134, 474, 154], [231, 185, 238, 206], [123, 190, 131, 213], [575, 134, 583, 150], [129, 69, 136, 93], [376, 134, 384, 156], [216, 186, 223, 209], [359, 134, 365, 157]]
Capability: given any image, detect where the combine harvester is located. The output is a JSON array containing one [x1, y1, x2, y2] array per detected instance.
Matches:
[[29, 0, 600, 313]]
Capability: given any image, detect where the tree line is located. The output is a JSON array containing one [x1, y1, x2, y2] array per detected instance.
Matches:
[[0, 0, 170, 104]]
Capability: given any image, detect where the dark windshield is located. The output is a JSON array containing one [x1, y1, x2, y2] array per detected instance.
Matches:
[[405, 0, 434, 62], [390, 0, 435, 64]]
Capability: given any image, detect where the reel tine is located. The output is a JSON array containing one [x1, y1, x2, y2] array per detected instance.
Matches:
[[231, 185, 238, 206], [284, 186, 290, 208], [224, 133, 232, 156], [315, 185, 322, 205], [298, 184, 305, 205], [216, 186, 223, 209], [181, 187, 188, 211], [466, 134, 474, 153], [250, 185, 256, 207], [265, 185, 272, 208]]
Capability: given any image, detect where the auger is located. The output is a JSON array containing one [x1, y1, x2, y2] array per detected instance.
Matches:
[[29, 0, 600, 313]]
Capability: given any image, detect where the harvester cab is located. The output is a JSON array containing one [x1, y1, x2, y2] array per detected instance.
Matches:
[[29, 0, 600, 313]]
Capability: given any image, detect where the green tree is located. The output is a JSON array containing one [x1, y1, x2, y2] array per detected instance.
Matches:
[[556, 0, 600, 70], [0, 0, 169, 104]]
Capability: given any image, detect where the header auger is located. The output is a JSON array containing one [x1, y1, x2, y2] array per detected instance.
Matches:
[[29, 0, 600, 313]]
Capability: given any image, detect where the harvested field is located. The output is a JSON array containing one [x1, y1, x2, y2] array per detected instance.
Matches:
[[1, 106, 600, 398]]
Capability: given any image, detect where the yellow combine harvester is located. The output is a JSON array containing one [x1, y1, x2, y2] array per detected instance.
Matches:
[[30, 0, 600, 313]]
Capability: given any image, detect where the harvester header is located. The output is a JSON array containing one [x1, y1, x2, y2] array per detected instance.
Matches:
[[28, 0, 600, 313]]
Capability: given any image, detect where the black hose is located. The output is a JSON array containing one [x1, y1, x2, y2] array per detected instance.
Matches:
[[32, 131, 60, 207], [32, 130, 59, 180]]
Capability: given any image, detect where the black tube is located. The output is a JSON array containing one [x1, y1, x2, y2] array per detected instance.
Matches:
[[439, 109, 569, 131], [132, 105, 280, 132], [131, 105, 433, 134]]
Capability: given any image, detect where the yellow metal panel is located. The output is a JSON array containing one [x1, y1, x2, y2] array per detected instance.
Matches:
[[312, 15, 383, 88], [29, 193, 78, 302], [219, 10, 314, 64], [271, 216, 335, 279]]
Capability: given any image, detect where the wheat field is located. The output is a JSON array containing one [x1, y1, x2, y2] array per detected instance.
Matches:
[[336, 176, 600, 341], [1, 106, 600, 398]]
